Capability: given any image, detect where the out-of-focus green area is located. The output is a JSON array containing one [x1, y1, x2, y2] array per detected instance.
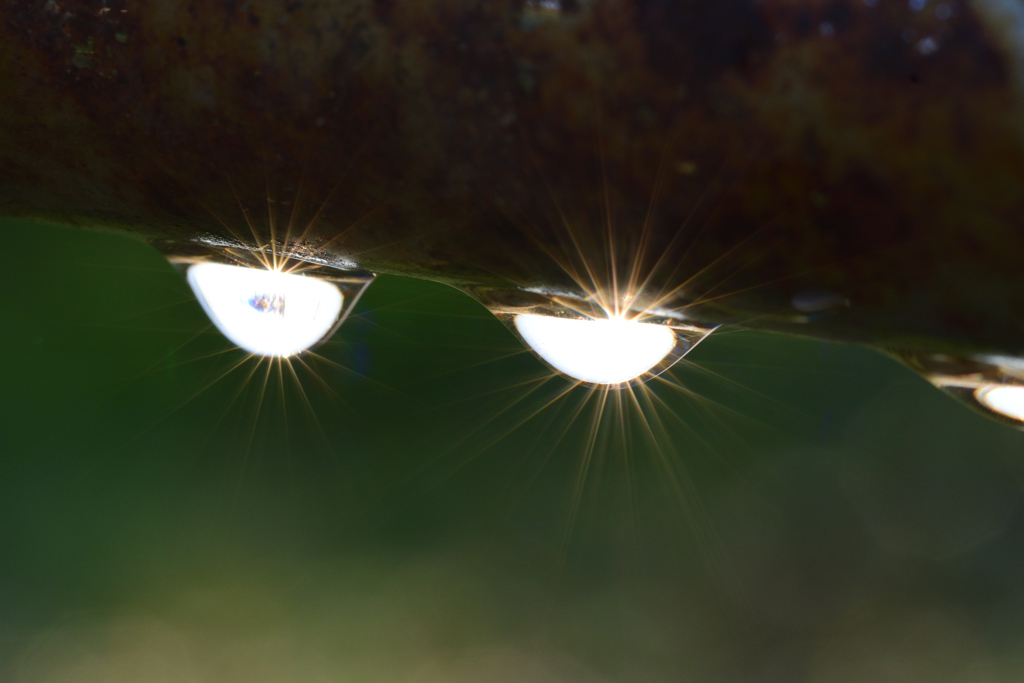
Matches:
[[1, 218, 1023, 682]]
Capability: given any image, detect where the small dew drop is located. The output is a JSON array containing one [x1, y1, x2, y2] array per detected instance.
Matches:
[[975, 385, 1024, 423], [514, 314, 677, 385], [909, 0, 927, 12], [935, 3, 952, 20], [892, 350, 1024, 430], [187, 263, 346, 357], [819, 22, 835, 37], [466, 286, 719, 386]]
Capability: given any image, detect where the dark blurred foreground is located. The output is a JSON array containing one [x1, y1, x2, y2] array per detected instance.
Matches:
[[2, 220, 1024, 682]]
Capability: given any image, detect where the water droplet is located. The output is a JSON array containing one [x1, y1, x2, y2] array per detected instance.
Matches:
[[156, 242, 374, 357], [892, 350, 1024, 429], [514, 314, 677, 384], [467, 286, 717, 386], [974, 385, 1024, 422]]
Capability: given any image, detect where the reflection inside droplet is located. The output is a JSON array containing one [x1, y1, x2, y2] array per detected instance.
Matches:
[[975, 385, 1024, 423], [187, 263, 345, 357], [514, 314, 677, 385]]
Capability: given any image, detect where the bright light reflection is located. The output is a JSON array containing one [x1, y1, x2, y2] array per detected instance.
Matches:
[[975, 385, 1024, 422], [514, 313, 676, 384], [187, 262, 344, 357]]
